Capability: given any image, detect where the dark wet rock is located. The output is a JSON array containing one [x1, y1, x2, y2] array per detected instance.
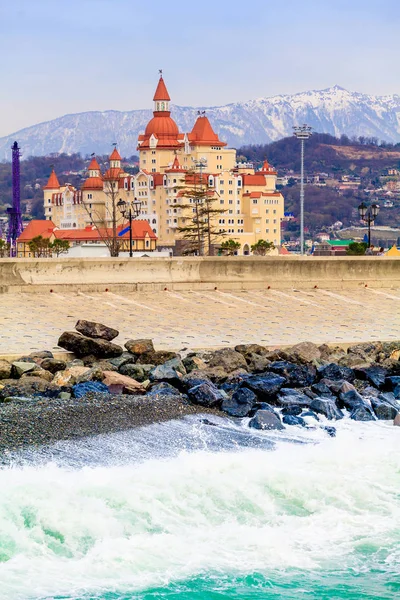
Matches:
[[182, 354, 207, 373], [120, 363, 154, 382], [338, 382, 366, 410], [318, 363, 355, 382], [199, 366, 230, 384], [324, 426, 337, 437], [249, 410, 284, 431], [207, 348, 248, 373], [384, 376, 400, 393], [221, 387, 257, 417], [310, 398, 344, 420], [362, 385, 380, 398], [73, 381, 109, 399], [282, 414, 306, 427], [181, 372, 211, 392], [149, 358, 186, 383], [58, 332, 123, 359], [248, 402, 276, 416], [285, 341, 321, 364], [311, 381, 336, 398], [371, 397, 398, 420], [188, 382, 224, 408], [281, 405, 303, 416], [320, 378, 346, 395], [75, 320, 119, 341], [267, 361, 316, 387], [40, 358, 67, 374], [350, 404, 376, 421], [136, 350, 178, 365], [355, 366, 387, 389], [301, 410, 320, 421], [348, 342, 382, 361], [0, 360, 12, 380], [0, 377, 62, 400], [11, 361, 36, 378], [276, 388, 312, 408], [377, 391, 400, 409], [147, 382, 182, 397], [124, 338, 155, 355], [107, 353, 137, 370], [241, 373, 286, 402]]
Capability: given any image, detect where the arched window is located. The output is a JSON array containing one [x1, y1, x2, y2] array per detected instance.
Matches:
[[243, 244, 250, 256], [152, 218, 156, 224]]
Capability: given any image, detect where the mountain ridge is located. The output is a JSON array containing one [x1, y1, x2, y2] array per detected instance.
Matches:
[[2, 86, 400, 159]]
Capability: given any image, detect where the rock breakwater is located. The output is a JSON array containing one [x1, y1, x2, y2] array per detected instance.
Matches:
[[1, 320, 400, 450]]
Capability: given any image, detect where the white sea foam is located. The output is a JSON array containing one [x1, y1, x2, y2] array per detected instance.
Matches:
[[0, 418, 399, 600]]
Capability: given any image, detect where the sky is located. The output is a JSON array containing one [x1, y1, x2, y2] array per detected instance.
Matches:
[[0, 0, 399, 136]]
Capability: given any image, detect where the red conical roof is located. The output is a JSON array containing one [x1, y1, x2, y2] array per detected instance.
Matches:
[[43, 169, 60, 190], [153, 76, 171, 101], [110, 147, 121, 161], [88, 157, 101, 171], [189, 115, 226, 147]]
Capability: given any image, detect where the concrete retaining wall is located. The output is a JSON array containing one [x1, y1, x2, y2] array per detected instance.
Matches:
[[1, 256, 400, 293]]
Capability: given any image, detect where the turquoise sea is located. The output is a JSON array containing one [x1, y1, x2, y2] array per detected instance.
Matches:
[[0, 415, 399, 600]]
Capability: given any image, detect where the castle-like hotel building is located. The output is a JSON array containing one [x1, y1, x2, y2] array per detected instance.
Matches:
[[43, 75, 284, 255]]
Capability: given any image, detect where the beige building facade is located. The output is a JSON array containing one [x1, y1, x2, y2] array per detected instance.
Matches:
[[44, 75, 284, 255]]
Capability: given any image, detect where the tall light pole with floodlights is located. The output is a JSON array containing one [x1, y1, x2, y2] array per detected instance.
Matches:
[[358, 201, 380, 249], [293, 124, 312, 255], [117, 197, 142, 257]]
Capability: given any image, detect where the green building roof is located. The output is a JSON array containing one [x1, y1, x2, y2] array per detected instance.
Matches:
[[327, 240, 353, 246]]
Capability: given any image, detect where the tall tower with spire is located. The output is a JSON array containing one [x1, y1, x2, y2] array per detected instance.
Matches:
[[7, 141, 23, 255]]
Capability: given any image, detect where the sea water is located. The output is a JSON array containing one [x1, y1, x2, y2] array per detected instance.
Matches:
[[0, 415, 399, 600]]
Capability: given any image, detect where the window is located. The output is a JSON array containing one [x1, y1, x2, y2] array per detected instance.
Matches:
[[229, 200, 233, 204], [228, 180, 232, 185], [252, 199, 258, 204], [220, 180, 224, 185], [220, 199, 224, 205], [48, 199, 51, 203], [152, 150, 156, 155], [220, 190, 224, 195], [237, 179, 242, 187], [273, 209, 277, 214], [152, 159, 156, 164]]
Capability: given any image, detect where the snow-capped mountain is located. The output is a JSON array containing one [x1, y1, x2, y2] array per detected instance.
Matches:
[[1, 86, 400, 159]]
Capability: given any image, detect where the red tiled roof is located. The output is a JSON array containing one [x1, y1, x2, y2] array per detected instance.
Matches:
[[109, 148, 121, 161], [43, 170, 60, 190], [17, 220, 56, 242], [165, 156, 186, 173], [88, 157, 101, 171], [104, 167, 122, 180], [153, 76, 171, 101], [188, 116, 226, 147], [242, 174, 267, 186], [82, 176, 104, 190], [259, 159, 277, 175], [152, 173, 165, 187]]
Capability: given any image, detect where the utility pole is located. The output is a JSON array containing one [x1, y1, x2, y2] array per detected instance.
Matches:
[[293, 125, 312, 255]]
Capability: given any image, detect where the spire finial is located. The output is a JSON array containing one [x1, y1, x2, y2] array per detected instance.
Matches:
[[159, 69, 163, 76]]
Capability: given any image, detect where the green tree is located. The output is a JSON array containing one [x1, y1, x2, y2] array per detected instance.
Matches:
[[176, 171, 226, 256], [28, 235, 51, 257], [346, 242, 367, 255], [251, 239, 275, 255], [50, 238, 70, 257], [220, 239, 241, 256]]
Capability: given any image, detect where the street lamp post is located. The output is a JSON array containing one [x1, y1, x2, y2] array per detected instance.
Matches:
[[358, 202, 379, 248], [293, 124, 312, 255], [117, 197, 142, 257]]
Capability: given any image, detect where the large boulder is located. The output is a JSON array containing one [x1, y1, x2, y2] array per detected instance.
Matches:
[[52, 366, 92, 386], [109, 353, 137, 370], [136, 350, 178, 365], [355, 366, 387, 389], [221, 387, 257, 417], [40, 358, 67, 374], [338, 382, 366, 410], [276, 388, 312, 408], [207, 348, 247, 373], [182, 354, 207, 373], [241, 374, 286, 401], [147, 382, 183, 397], [310, 398, 344, 420], [188, 382, 224, 407], [282, 414, 306, 427], [72, 381, 109, 399], [58, 331, 123, 358], [371, 397, 398, 420], [0, 377, 61, 400], [149, 358, 186, 383], [0, 360, 12, 380], [235, 344, 269, 361], [347, 342, 382, 361], [246, 353, 271, 374], [286, 341, 321, 364], [75, 320, 119, 341], [101, 371, 145, 394], [267, 361, 316, 387], [249, 410, 284, 431], [22, 368, 54, 382], [350, 404, 376, 421], [120, 363, 154, 382], [311, 381, 336, 398], [124, 338, 155, 355], [318, 363, 355, 382], [11, 361, 36, 378], [29, 350, 54, 360]]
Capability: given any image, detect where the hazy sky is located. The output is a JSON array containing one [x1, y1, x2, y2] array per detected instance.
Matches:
[[0, 0, 399, 136]]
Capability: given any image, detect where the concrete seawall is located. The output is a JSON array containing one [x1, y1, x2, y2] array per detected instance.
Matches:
[[1, 256, 400, 293]]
